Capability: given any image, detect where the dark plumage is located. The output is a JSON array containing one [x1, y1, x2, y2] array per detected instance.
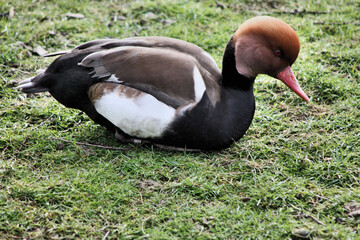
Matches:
[[18, 16, 309, 151]]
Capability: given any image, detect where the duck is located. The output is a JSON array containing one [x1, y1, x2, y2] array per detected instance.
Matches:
[[18, 16, 309, 151]]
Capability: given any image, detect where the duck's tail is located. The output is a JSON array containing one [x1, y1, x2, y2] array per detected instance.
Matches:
[[16, 70, 49, 93]]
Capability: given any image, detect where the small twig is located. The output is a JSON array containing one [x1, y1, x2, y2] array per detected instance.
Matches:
[[153, 143, 202, 153], [102, 231, 110, 240], [141, 217, 150, 236], [290, 203, 326, 226], [314, 21, 360, 26], [50, 137, 127, 151], [0, 64, 33, 75], [32, 114, 55, 130], [43, 136, 202, 152], [307, 214, 326, 226], [275, 9, 328, 15], [18, 135, 30, 151], [315, 194, 328, 200], [290, 203, 301, 211], [139, 191, 144, 203], [115, 130, 203, 152]]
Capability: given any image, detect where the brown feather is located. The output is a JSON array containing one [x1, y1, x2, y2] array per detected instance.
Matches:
[[81, 46, 221, 108], [88, 82, 142, 103], [75, 37, 221, 79]]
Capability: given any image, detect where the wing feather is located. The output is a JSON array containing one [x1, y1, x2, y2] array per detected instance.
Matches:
[[75, 37, 221, 108]]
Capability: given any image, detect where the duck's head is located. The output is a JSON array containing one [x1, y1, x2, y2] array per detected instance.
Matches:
[[233, 16, 309, 102]]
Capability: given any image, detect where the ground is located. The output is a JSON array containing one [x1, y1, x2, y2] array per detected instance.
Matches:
[[1, 0, 360, 239]]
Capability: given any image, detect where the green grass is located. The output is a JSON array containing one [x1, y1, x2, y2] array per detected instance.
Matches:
[[1, 0, 360, 239]]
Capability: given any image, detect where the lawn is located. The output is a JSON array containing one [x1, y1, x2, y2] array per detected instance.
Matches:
[[1, 0, 360, 239]]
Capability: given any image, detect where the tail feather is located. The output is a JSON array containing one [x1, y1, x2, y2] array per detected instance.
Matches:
[[17, 76, 33, 85], [17, 72, 49, 93]]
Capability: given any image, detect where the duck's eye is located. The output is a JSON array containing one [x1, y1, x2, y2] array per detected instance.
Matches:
[[275, 49, 282, 56]]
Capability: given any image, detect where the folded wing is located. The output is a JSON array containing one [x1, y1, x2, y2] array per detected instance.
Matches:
[[75, 37, 221, 108]]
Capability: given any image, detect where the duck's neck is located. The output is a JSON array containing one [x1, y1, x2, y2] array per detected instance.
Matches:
[[220, 37, 255, 90]]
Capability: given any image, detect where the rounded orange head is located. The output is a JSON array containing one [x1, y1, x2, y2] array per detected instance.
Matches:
[[233, 16, 309, 102]]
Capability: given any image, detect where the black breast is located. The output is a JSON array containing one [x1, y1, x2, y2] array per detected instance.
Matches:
[[157, 87, 255, 150], [155, 37, 257, 150]]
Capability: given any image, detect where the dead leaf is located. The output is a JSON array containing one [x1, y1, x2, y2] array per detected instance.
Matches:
[[56, 143, 65, 150], [13, 41, 29, 49], [292, 228, 310, 239], [0, 7, 14, 19], [137, 180, 161, 189], [161, 19, 176, 26], [114, 15, 126, 21], [9, 7, 14, 18], [345, 201, 360, 212], [47, 30, 56, 36], [348, 210, 360, 217], [34, 46, 48, 56], [345, 201, 360, 217], [216, 1, 226, 9], [241, 197, 251, 202], [65, 13, 85, 19], [143, 12, 157, 20]]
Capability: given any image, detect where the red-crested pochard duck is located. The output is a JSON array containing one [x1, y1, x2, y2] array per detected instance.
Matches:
[[18, 16, 309, 151]]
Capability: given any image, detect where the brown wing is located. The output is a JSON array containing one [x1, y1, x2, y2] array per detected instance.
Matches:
[[75, 37, 221, 79], [80, 44, 221, 108]]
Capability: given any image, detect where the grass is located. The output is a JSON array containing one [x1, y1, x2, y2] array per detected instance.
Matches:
[[1, 0, 360, 239]]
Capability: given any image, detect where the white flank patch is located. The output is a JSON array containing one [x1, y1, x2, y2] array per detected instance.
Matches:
[[202, 51, 217, 66], [93, 86, 176, 138], [193, 66, 206, 102], [105, 74, 123, 84]]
